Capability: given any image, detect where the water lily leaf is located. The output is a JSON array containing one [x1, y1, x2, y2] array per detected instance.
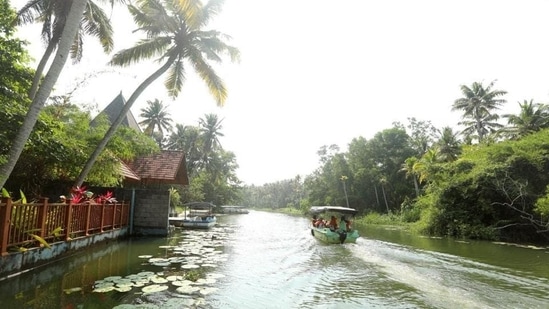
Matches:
[[93, 286, 115, 293], [175, 285, 200, 294], [115, 286, 132, 292], [142, 284, 169, 294]]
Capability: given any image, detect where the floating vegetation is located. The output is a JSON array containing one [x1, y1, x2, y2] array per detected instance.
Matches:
[[142, 284, 169, 294], [90, 226, 234, 307]]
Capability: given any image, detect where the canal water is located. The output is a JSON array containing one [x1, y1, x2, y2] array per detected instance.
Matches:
[[0, 210, 548, 309]]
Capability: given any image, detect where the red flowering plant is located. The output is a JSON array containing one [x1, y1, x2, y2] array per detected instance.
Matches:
[[68, 186, 117, 204], [95, 191, 117, 204]]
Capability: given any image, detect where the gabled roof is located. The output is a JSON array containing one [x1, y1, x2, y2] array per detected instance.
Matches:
[[119, 160, 140, 180], [92, 92, 141, 132], [127, 150, 189, 186]]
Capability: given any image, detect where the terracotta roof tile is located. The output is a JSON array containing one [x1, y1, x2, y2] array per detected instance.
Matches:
[[119, 160, 140, 180], [129, 150, 187, 183]]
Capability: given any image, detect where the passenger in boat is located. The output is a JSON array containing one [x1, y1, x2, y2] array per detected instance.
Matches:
[[312, 216, 324, 228], [340, 216, 352, 232], [328, 215, 338, 230]]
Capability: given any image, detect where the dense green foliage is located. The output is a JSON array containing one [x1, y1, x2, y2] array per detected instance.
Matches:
[[414, 130, 549, 242], [0, 0, 33, 166], [242, 93, 549, 243]]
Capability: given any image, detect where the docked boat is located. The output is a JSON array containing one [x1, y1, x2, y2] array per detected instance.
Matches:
[[170, 202, 216, 229], [219, 205, 249, 214], [309, 206, 359, 244]]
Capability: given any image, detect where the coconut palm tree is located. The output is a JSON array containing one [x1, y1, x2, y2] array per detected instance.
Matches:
[[452, 81, 507, 143], [435, 126, 461, 162], [74, 0, 239, 187], [139, 98, 173, 145], [199, 113, 224, 151], [167, 123, 201, 175], [15, 0, 116, 99], [502, 99, 549, 139], [400, 157, 420, 197], [0, 0, 88, 190]]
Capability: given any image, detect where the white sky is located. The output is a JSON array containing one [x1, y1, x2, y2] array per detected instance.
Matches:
[[15, 0, 549, 186]]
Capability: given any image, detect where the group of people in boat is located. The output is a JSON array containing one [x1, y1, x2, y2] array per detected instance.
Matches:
[[312, 214, 352, 232]]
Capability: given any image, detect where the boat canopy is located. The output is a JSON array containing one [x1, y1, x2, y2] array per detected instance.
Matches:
[[183, 202, 215, 209], [309, 206, 358, 216]]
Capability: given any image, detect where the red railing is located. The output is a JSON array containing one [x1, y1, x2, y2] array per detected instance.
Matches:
[[0, 198, 130, 256]]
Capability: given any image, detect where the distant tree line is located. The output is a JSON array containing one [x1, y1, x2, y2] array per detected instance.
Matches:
[[242, 81, 549, 243]]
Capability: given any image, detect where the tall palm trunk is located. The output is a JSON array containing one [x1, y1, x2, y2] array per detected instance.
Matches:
[[74, 56, 176, 187], [413, 175, 420, 197], [28, 39, 58, 99], [0, 0, 87, 190]]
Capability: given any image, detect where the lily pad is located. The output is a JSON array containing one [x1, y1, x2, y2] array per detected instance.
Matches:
[[171, 280, 193, 287], [142, 284, 169, 294], [115, 286, 132, 292], [93, 285, 116, 293], [175, 285, 200, 294], [166, 275, 184, 281], [151, 276, 169, 284]]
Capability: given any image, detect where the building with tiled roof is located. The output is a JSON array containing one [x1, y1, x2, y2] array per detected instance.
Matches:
[[91, 93, 188, 186], [126, 150, 189, 186]]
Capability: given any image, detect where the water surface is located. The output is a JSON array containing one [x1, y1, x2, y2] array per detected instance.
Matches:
[[0, 210, 547, 309]]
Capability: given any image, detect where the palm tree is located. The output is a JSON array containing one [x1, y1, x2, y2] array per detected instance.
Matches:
[[435, 126, 461, 162], [139, 99, 173, 145], [15, 0, 116, 99], [400, 157, 420, 197], [74, 0, 239, 187], [0, 0, 88, 190], [167, 123, 201, 175], [452, 80, 507, 143], [502, 99, 549, 139], [199, 113, 224, 159]]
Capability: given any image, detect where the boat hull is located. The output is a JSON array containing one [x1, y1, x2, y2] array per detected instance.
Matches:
[[311, 227, 359, 244], [170, 216, 216, 229]]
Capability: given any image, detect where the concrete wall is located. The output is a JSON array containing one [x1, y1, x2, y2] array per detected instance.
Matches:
[[126, 188, 170, 236], [0, 228, 128, 279]]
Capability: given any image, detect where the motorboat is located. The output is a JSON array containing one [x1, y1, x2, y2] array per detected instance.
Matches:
[[309, 206, 359, 244], [170, 202, 216, 229]]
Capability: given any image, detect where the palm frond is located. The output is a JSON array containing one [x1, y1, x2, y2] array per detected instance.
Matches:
[[82, 1, 114, 53], [188, 48, 227, 106], [70, 32, 83, 63], [176, 0, 203, 28], [165, 54, 186, 98], [109, 37, 172, 66]]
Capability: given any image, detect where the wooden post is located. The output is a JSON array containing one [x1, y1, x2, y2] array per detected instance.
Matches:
[[100, 202, 106, 232], [64, 202, 73, 241], [0, 198, 13, 256], [111, 202, 117, 229], [85, 202, 92, 236]]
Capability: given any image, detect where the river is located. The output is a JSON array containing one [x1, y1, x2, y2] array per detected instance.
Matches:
[[0, 210, 547, 309]]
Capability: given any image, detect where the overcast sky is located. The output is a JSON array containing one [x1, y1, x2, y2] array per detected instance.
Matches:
[[15, 0, 549, 185]]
